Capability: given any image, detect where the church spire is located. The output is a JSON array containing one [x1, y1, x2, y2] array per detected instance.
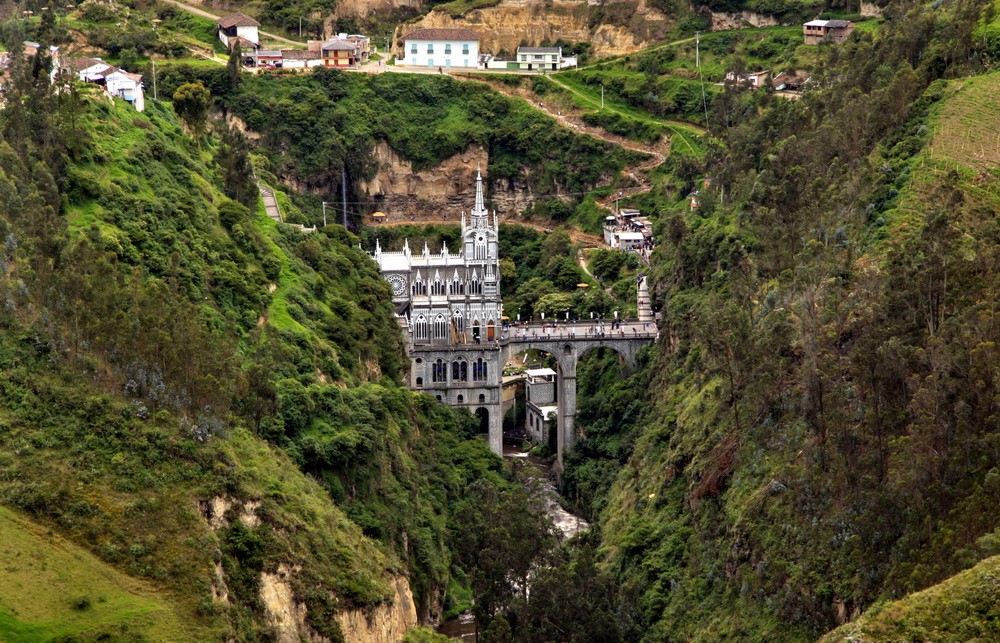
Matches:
[[472, 168, 487, 220]]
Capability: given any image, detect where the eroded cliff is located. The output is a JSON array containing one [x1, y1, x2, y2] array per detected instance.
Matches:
[[393, 0, 671, 58]]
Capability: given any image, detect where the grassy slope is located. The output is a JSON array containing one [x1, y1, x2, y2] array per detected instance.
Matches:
[[0, 507, 192, 642], [821, 555, 1000, 642]]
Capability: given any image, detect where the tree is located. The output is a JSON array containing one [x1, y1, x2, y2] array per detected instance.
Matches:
[[227, 40, 242, 92], [453, 477, 557, 632], [215, 125, 257, 208], [172, 82, 210, 137]]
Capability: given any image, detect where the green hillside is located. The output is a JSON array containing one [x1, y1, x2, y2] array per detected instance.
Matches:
[[0, 507, 195, 641], [822, 554, 1000, 642], [0, 48, 506, 639]]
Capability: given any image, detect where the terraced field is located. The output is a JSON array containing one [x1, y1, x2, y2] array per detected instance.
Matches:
[[928, 72, 1000, 172]]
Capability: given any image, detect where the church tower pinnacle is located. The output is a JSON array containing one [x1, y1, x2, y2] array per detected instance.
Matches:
[[471, 168, 487, 223]]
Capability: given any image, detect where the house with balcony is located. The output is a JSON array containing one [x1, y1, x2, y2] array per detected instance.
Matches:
[[321, 40, 358, 67], [516, 46, 560, 71], [803, 19, 855, 45], [398, 28, 479, 69]]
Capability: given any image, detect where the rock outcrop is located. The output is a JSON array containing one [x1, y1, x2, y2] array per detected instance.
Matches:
[[336, 577, 420, 643], [360, 141, 539, 218], [393, 0, 671, 59]]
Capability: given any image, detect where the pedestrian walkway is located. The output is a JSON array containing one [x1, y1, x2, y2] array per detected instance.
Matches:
[[260, 186, 281, 222]]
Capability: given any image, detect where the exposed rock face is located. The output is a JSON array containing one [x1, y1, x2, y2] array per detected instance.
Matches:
[[335, 577, 420, 642], [258, 566, 419, 643], [259, 565, 319, 643], [335, 0, 423, 20], [360, 141, 538, 217], [394, 0, 670, 59], [709, 11, 780, 31]]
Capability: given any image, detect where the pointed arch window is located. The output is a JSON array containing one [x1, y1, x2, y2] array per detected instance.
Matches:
[[452, 359, 468, 381], [414, 315, 429, 341], [431, 272, 445, 296], [433, 314, 448, 340]]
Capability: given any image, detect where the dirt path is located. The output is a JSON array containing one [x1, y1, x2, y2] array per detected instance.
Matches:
[[457, 75, 674, 219], [161, 0, 305, 47]]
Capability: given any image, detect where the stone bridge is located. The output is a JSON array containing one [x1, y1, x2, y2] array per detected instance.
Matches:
[[500, 322, 655, 465], [409, 320, 656, 467]]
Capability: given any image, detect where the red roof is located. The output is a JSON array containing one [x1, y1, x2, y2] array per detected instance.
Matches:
[[403, 28, 479, 42], [218, 13, 260, 29]]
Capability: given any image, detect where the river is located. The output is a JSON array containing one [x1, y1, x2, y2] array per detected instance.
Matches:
[[437, 444, 589, 639]]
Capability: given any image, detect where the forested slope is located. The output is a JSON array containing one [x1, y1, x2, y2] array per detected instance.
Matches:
[[0, 52, 505, 639], [565, 0, 1000, 640]]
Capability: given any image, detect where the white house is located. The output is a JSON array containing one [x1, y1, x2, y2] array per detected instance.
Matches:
[[398, 28, 479, 69], [217, 13, 260, 49], [105, 70, 145, 112], [516, 46, 560, 71], [64, 56, 115, 83], [724, 70, 771, 89]]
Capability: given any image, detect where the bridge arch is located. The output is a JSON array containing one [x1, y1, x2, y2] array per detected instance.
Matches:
[[499, 330, 654, 466]]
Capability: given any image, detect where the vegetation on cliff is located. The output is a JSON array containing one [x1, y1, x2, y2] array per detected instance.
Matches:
[[0, 46, 505, 638], [559, 1, 1000, 640]]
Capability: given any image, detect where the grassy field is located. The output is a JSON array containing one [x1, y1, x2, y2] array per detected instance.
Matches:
[[927, 72, 1000, 173], [0, 507, 194, 642]]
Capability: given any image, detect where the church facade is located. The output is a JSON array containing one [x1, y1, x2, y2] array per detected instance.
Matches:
[[371, 170, 506, 451]]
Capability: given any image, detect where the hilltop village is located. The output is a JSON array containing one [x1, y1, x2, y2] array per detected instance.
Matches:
[[0, 1, 997, 642]]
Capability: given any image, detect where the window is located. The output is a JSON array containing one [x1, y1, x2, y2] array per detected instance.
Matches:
[[462, 44, 469, 54], [427, 44, 433, 54], [410, 44, 417, 54], [432, 359, 447, 383], [445, 44, 452, 54], [434, 314, 448, 340], [478, 394, 486, 404], [414, 316, 429, 341], [472, 358, 488, 381], [457, 394, 464, 403], [416, 377, 423, 386], [452, 360, 468, 381]]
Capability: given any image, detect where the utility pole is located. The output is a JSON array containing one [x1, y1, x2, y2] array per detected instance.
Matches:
[[600, 83, 604, 109], [299, 17, 302, 38], [321, 201, 329, 227], [697, 31, 709, 128]]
